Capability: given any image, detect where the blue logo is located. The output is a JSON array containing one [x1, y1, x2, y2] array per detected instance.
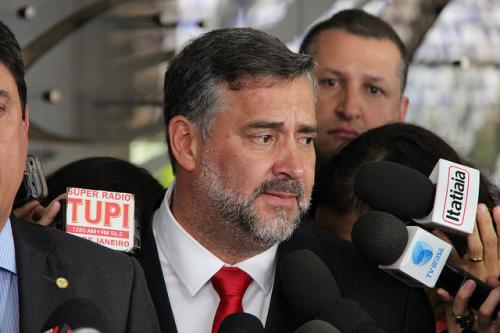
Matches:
[[412, 241, 433, 266]]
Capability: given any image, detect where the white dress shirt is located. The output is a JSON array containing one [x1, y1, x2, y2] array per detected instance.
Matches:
[[153, 183, 277, 333]]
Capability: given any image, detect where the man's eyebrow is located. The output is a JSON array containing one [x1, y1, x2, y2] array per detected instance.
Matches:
[[363, 74, 388, 85], [298, 124, 318, 134], [324, 68, 343, 76], [244, 121, 284, 130]]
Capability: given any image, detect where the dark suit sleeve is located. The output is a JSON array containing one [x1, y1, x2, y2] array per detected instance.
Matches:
[[125, 257, 161, 332], [401, 288, 436, 333]]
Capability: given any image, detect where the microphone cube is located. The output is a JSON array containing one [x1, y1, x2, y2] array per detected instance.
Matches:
[[380, 226, 452, 288], [414, 159, 479, 235]]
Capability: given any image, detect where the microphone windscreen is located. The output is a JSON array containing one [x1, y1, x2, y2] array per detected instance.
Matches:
[[352, 211, 408, 265], [354, 161, 435, 219], [41, 298, 109, 332], [294, 320, 340, 333], [218, 312, 264, 333], [279, 249, 341, 321], [318, 299, 386, 333]]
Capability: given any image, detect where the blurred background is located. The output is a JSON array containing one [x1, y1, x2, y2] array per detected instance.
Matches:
[[0, 0, 498, 186]]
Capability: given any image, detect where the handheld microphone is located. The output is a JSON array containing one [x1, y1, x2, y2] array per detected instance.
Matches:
[[354, 159, 480, 234], [217, 312, 264, 333], [352, 211, 500, 315], [294, 320, 340, 333], [280, 249, 386, 333], [41, 297, 109, 333]]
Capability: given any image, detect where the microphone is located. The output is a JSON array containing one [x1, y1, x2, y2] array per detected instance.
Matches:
[[352, 211, 500, 315], [217, 312, 264, 333], [354, 159, 480, 234], [41, 298, 110, 333], [280, 249, 386, 333], [294, 320, 340, 333]]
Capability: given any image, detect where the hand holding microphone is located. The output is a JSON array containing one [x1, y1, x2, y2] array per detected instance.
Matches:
[[449, 278, 500, 333], [351, 211, 500, 317], [433, 204, 500, 283]]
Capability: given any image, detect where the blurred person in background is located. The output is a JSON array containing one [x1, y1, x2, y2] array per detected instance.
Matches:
[[315, 122, 499, 332], [300, 9, 409, 169]]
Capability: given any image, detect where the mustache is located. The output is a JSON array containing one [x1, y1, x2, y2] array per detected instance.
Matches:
[[253, 178, 305, 201]]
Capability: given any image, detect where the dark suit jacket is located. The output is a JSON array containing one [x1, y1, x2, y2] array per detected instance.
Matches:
[[134, 198, 435, 333], [11, 217, 160, 333]]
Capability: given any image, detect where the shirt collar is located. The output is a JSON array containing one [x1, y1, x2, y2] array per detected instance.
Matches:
[[153, 182, 277, 297], [0, 219, 17, 275]]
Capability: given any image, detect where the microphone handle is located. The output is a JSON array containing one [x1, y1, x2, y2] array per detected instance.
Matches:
[[436, 262, 500, 317]]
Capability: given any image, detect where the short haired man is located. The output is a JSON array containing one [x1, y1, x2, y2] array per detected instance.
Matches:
[[134, 27, 435, 333], [300, 9, 409, 167], [0, 21, 159, 332]]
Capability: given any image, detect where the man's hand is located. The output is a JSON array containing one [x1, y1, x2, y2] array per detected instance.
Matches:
[[12, 194, 65, 226]]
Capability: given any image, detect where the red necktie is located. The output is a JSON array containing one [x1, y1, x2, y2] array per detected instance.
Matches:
[[211, 267, 252, 333]]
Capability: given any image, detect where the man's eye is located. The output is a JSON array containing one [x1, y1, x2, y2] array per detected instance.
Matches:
[[321, 79, 339, 87], [256, 135, 273, 143], [368, 86, 382, 95], [300, 137, 315, 145]]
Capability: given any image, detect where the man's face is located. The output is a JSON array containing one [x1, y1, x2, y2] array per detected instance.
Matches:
[[194, 76, 317, 246], [312, 29, 408, 163], [0, 63, 29, 227]]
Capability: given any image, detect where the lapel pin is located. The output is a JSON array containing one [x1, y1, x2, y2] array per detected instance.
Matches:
[[55, 277, 69, 289]]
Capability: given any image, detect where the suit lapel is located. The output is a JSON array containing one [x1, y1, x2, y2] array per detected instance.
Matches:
[[264, 269, 289, 333], [11, 218, 72, 333], [135, 205, 177, 333]]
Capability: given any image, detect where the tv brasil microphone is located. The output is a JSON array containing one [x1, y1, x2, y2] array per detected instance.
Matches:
[[353, 159, 480, 234], [351, 211, 500, 315], [280, 249, 386, 333], [218, 312, 264, 333], [41, 297, 110, 333]]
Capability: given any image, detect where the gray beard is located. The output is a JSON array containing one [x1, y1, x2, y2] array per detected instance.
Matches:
[[198, 156, 310, 248]]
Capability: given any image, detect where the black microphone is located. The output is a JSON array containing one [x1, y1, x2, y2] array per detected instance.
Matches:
[[41, 298, 110, 333], [353, 160, 480, 234], [295, 320, 340, 333], [218, 312, 264, 333], [280, 249, 386, 333], [354, 160, 435, 220], [351, 211, 500, 316]]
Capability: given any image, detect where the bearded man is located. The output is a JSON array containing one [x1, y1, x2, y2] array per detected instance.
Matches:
[[133, 27, 435, 333]]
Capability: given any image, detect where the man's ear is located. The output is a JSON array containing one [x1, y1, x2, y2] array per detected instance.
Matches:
[[398, 96, 409, 122], [168, 115, 200, 172]]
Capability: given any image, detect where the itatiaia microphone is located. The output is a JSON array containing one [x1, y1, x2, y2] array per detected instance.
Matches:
[[218, 312, 264, 333], [41, 297, 110, 333], [351, 211, 500, 316], [280, 249, 386, 333], [354, 159, 480, 234]]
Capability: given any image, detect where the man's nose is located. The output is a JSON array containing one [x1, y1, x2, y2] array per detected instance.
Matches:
[[335, 86, 362, 120], [271, 142, 308, 180]]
